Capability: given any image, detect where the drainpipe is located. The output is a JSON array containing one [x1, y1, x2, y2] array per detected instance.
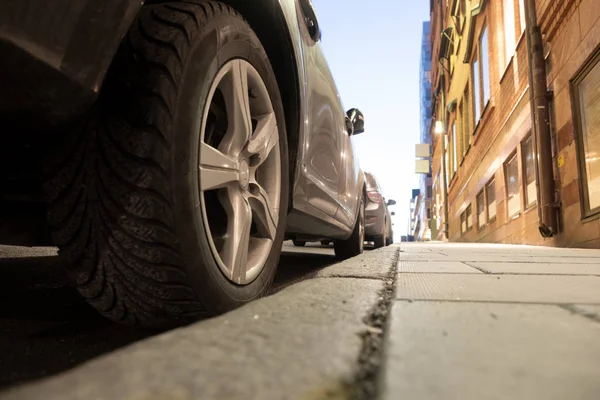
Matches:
[[524, 0, 557, 237]]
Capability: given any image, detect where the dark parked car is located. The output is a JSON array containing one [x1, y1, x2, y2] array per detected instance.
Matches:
[[0, 0, 368, 328]]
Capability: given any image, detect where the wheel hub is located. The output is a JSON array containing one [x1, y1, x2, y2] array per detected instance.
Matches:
[[239, 159, 250, 189]]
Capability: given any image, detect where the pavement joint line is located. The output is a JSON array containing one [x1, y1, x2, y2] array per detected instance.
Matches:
[[349, 246, 400, 400], [460, 261, 491, 274], [319, 274, 386, 281], [397, 271, 600, 277], [396, 299, 600, 306], [558, 304, 600, 324]]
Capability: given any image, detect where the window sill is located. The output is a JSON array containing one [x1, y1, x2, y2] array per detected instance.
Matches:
[[500, 56, 514, 84], [487, 216, 497, 224], [581, 210, 600, 224], [524, 203, 537, 214]]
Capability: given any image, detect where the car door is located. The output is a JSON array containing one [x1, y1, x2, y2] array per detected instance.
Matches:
[[335, 130, 362, 228], [294, 0, 347, 219]]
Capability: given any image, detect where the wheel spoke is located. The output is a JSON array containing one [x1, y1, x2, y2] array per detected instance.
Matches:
[[219, 187, 252, 283], [219, 60, 252, 157], [199, 142, 239, 191], [247, 182, 278, 240], [246, 112, 278, 165]]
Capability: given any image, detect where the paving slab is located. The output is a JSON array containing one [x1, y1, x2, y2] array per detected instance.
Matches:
[[467, 261, 600, 275], [382, 302, 600, 400], [398, 260, 482, 274], [396, 273, 600, 304], [1, 276, 388, 400], [314, 246, 399, 279]]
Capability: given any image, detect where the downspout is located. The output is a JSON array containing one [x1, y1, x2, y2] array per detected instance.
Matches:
[[524, 0, 557, 237]]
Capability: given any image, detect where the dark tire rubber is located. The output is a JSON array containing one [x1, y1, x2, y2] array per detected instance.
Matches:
[[334, 196, 365, 260], [44, 1, 289, 329], [292, 240, 306, 247], [320, 240, 331, 246], [373, 235, 385, 249]]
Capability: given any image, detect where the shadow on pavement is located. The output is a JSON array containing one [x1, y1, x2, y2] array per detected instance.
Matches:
[[0, 244, 337, 391]]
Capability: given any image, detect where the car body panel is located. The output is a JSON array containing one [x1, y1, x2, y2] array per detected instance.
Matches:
[[0, 0, 364, 243], [364, 172, 392, 239], [279, 0, 363, 239]]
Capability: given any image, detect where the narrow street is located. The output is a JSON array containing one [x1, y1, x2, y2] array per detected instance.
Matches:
[[1, 242, 599, 400]]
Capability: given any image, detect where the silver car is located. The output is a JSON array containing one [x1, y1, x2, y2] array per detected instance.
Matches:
[[364, 172, 396, 248], [1, 0, 366, 328]]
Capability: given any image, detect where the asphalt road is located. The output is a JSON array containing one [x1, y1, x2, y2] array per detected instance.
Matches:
[[0, 241, 337, 391]]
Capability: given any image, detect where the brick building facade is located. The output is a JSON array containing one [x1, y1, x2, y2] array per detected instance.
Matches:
[[429, 0, 600, 248]]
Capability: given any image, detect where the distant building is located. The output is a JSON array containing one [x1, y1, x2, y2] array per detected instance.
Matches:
[[429, 0, 600, 248], [412, 21, 434, 242]]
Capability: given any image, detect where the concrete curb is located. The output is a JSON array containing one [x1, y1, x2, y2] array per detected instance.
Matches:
[[0, 246, 400, 400]]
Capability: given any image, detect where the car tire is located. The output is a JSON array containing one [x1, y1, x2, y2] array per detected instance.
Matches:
[[334, 196, 365, 260], [293, 240, 306, 247], [320, 240, 331, 246], [373, 234, 385, 249], [385, 237, 393, 246], [44, 1, 289, 329]]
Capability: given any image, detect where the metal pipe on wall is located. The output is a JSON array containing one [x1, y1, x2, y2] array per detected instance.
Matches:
[[524, 0, 557, 237]]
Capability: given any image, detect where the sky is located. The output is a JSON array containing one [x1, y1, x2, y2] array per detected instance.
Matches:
[[313, 0, 431, 238]]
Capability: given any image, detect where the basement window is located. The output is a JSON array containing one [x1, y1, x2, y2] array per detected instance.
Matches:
[[521, 134, 537, 208], [505, 152, 521, 218], [477, 190, 486, 229], [486, 177, 497, 221]]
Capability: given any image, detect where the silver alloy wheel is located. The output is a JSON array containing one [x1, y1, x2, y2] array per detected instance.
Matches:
[[198, 59, 281, 285]]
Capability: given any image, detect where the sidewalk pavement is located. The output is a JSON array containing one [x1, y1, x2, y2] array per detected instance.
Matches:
[[382, 242, 600, 400]]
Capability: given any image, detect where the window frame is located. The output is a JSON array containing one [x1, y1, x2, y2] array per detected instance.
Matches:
[[466, 204, 473, 231], [505, 151, 521, 219], [571, 46, 600, 219], [486, 177, 497, 222], [477, 190, 486, 230], [471, 24, 490, 132], [521, 133, 537, 209]]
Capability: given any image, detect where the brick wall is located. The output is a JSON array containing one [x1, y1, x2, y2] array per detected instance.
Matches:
[[429, 0, 600, 248]]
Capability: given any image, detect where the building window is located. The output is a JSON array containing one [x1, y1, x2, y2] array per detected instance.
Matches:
[[466, 204, 473, 231], [462, 84, 471, 152], [521, 134, 537, 207], [461, 212, 467, 234], [427, 185, 433, 198], [503, 0, 517, 65], [518, 0, 526, 34], [573, 49, 600, 216], [505, 153, 521, 218], [473, 57, 481, 123], [452, 122, 458, 176], [476, 191, 485, 229], [486, 178, 497, 221], [472, 26, 490, 128]]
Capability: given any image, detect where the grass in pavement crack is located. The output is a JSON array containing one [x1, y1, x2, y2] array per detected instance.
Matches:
[[348, 248, 399, 400]]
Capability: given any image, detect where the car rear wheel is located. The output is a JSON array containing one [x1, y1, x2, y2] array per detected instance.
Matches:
[[334, 196, 365, 260], [44, 1, 289, 329], [292, 240, 306, 247]]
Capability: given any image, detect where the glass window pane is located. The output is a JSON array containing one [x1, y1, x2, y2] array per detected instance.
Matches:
[[519, 0, 526, 32], [452, 123, 458, 173], [503, 0, 516, 64], [506, 154, 520, 216], [477, 191, 486, 228], [578, 59, 600, 211], [522, 135, 537, 206], [466, 205, 473, 230], [481, 28, 491, 106], [473, 59, 481, 121]]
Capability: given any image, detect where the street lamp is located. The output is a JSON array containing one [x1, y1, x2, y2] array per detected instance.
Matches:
[[434, 120, 444, 135]]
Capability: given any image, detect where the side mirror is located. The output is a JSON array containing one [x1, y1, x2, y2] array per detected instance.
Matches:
[[386, 199, 396, 206], [346, 108, 365, 135], [391, 212, 396, 216]]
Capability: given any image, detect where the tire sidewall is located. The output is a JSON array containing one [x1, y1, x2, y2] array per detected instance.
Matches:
[[171, 14, 289, 313]]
